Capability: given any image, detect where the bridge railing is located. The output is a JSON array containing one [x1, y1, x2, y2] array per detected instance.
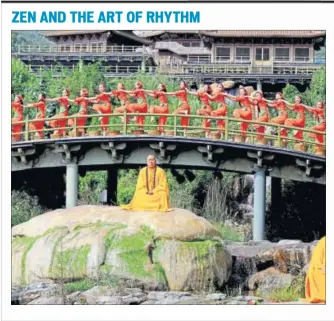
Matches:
[[12, 113, 325, 155]]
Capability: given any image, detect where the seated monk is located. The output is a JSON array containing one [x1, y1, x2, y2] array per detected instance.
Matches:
[[120, 155, 171, 212], [305, 236, 326, 303]]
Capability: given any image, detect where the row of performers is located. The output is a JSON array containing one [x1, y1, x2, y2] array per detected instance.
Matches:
[[11, 80, 325, 145]]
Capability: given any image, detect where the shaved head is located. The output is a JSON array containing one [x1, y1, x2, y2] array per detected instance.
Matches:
[[147, 155, 156, 161], [147, 155, 156, 168]]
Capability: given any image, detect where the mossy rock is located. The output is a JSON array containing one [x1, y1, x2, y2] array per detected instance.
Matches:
[[12, 206, 232, 291], [103, 226, 167, 288], [25, 227, 69, 284], [12, 236, 38, 286], [49, 223, 126, 280], [154, 239, 232, 291]]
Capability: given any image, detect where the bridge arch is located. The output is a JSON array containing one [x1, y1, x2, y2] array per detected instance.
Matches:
[[12, 135, 325, 241]]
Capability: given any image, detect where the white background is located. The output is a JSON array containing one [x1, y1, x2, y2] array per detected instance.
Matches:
[[1, 2, 332, 321]]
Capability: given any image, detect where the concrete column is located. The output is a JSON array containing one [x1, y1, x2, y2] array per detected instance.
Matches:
[[256, 80, 262, 92], [66, 164, 78, 208], [253, 168, 266, 241], [107, 168, 118, 205]]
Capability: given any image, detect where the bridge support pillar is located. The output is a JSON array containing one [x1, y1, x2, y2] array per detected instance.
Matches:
[[66, 164, 78, 208], [257, 81, 262, 92], [253, 168, 266, 241], [107, 168, 118, 205]]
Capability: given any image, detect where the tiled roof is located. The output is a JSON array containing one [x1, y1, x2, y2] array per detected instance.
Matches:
[[135, 30, 326, 38], [41, 30, 108, 36], [40, 30, 152, 44]]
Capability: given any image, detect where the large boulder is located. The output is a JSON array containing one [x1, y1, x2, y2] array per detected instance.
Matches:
[[12, 206, 232, 292]]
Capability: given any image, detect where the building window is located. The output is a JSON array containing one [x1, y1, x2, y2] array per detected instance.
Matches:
[[216, 47, 230, 61], [74, 44, 82, 52], [91, 42, 104, 53], [236, 47, 250, 61], [59, 45, 71, 52], [81, 44, 87, 52], [188, 55, 210, 63], [180, 41, 201, 47], [295, 48, 310, 62], [255, 48, 270, 61], [97, 43, 104, 52], [275, 48, 290, 62]]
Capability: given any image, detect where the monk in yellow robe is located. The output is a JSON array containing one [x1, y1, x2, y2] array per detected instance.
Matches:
[[121, 155, 171, 212], [305, 236, 326, 303]]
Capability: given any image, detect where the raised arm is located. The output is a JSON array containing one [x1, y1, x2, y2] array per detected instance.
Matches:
[[106, 91, 116, 96], [119, 89, 135, 95], [165, 91, 178, 96], [264, 99, 276, 107], [305, 106, 317, 113], [300, 103, 314, 113], [282, 100, 296, 110], [224, 93, 237, 101], [87, 97, 99, 104], [143, 89, 155, 97], [186, 89, 198, 96], [46, 98, 59, 102], [23, 103, 36, 108], [206, 93, 215, 100]]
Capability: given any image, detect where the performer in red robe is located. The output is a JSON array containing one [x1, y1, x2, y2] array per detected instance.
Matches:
[[24, 93, 46, 139], [46, 89, 70, 136], [145, 83, 169, 132], [11, 94, 24, 141]]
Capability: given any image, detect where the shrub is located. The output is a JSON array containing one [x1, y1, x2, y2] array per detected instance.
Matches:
[[11, 190, 45, 227]]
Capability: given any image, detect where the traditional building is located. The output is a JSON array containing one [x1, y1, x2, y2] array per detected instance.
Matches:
[[12, 30, 326, 94], [42, 30, 152, 51], [136, 30, 326, 92], [12, 30, 156, 73]]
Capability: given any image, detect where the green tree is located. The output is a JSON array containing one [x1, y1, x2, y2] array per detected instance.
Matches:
[[12, 31, 52, 52], [78, 171, 107, 205], [303, 67, 326, 105], [117, 169, 139, 205], [282, 84, 300, 102], [11, 190, 45, 227]]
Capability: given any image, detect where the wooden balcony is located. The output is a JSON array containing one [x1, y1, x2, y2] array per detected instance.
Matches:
[[26, 64, 158, 75], [12, 45, 153, 57]]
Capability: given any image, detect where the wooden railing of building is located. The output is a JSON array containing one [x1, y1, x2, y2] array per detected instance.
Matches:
[[25, 64, 323, 76], [14, 45, 151, 54], [12, 113, 326, 156]]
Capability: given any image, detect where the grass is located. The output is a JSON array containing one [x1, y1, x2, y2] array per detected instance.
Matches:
[[63, 279, 95, 294], [257, 275, 305, 302], [258, 286, 304, 302], [52, 245, 91, 279], [213, 223, 245, 242]]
